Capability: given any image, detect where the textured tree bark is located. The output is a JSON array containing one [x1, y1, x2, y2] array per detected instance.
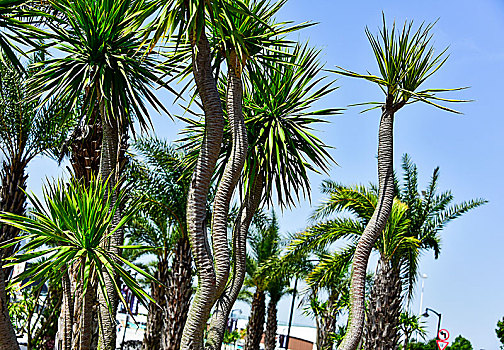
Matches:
[[210, 52, 248, 300], [162, 234, 193, 350], [0, 157, 27, 350], [180, 30, 224, 350], [363, 259, 402, 350], [0, 268, 20, 350], [264, 293, 281, 350], [338, 104, 396, 350], [318, 291, 337, 350], [56, 271, 74, 350], [142, 260, 168, 350], [97, 110, 121, 350], [244, 289, 266, 350], [205, 174, 263, 350]]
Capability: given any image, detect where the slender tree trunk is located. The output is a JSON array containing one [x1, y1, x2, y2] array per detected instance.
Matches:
[[142, 261, 168, 350], [264, 293, 281, 350], [0, 268, 19, 350], [162, 234, 193, 350], [205, 173, 263, 350], [363, 259, 402, 350], [181, 30, 224, 350], [56, 271, 74, 350], [210, 52, 248, 300], [244, 289, 266, 350], [97, 110, 121, 350], [319, 291, 337, 350], [338, 105, 396, 350], [0, 157, 27, 350]]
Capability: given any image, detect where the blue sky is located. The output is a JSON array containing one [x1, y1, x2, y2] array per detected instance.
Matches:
[[25, 0, 504, 348]]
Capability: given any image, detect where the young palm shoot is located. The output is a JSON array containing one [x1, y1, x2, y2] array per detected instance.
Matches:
[[0, 177, 157, 350]]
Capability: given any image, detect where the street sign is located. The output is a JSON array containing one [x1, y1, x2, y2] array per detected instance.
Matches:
[[437, 340, 449, 350], [438, 329, 450, 341]]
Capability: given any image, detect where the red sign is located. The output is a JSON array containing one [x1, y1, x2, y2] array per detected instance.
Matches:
[[437, 340, 449, 350], [438, 329, 450, 341]]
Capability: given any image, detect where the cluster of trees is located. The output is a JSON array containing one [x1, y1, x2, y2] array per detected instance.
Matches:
[[0, 1, 485, 350]]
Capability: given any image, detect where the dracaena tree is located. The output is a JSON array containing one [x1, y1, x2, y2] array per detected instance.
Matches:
[[0, 177, 156, 350], [26, 1, 170, 347], [331, 16, 470, 350]]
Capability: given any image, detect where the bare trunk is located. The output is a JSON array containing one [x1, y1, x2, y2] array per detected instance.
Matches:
[[338, 106, 395, 350], [142, 261, 168, 350], [318, 292, 337, 350], [162, 234, 193, 350], [210, 52, 248, 301], [0, 157, 27, 350], [56, 271, 74, 350], [205, 174, 263, 349], [244, 289, 266, 350], [363, 259, 402, 350], [264, 293, 280, 350], [181, 30, 224, 350], [0, 268, 19, 350]]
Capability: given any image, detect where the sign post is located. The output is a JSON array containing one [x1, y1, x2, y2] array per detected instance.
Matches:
[[436, 329, 450, 350]]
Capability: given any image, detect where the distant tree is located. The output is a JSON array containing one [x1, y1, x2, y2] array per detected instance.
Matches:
[[447, 335, 473, 350], [496, 317, 504, 349], [409, 339, 437, 350]]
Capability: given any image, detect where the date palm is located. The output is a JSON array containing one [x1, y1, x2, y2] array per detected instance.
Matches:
[[27, 1, 169, 347], [290, 155, 485, 349], [0, 177, 156, 350], [124, 137, 193, 350], [0, 55, 74, 350], [331, 16, 469, 350]]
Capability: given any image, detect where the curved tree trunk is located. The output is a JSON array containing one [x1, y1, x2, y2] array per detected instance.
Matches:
[[142, 260, 169, 350], [363, 259, 402, 350], [0, 156, 27, 350], [205, 173, 263, 350], [210, 52, 248, 301], [264, 293, 281, 350], [244, 289, 266, 350], [162, 234, 193, 350], [338, 106, 396, 350], [181, 30, 225, 350]]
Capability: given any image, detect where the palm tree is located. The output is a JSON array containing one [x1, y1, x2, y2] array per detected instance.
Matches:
[[0, 177, 156, 350], [242, 211, 282, 350], [331, 16, 469, 350], [188, 42, 340, 349], [399, 311, 427, 350], [27, 1, 169, 347], [0, 54, 74, 350], [290, 155, 485, 349], [124, 137, 193, 350]]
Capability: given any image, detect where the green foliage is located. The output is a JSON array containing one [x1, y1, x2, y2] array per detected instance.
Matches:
[[332, 14, 469, 114], [496, 317, 504, 349], [447, 335, 473, 350], [409, 338, 437, 350], [28, 0, 168, 132], [223, 329, 241, 345], [0, 177, 157, 313], [398, 311, 427, 347]]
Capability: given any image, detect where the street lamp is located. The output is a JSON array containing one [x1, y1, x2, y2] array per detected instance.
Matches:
[[422, 307, 442, 340]]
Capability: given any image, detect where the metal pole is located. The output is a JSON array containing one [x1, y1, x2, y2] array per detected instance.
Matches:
[[418, 276, 426, 316], [285, 278, 298, 350], [436, 314, 442, 340], [120, 314, 129, 350]]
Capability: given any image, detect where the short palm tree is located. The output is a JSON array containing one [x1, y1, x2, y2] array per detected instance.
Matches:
[[124, 137, 192, 350], [0, 177, 156, 350], [28, 1, 169, 347], [0, 55, 74, 350], [291, 155, 485, 349], [331, 16, 469, 350]]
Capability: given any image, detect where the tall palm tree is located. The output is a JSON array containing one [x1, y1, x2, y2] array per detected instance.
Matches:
[[291, 155, 485, 349], [0, 177, 156, 350], [198, 42, 340, 349], [331, 16, 469, 350], [124, 138, 193, 350], [0, 55, 74, 350], [27, 1, 169, 347]]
